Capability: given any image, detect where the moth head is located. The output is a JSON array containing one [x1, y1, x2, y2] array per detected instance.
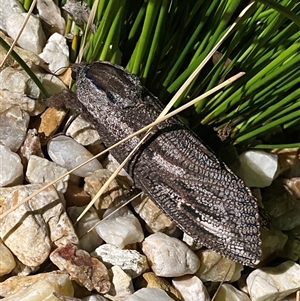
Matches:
[[77, 61, 143, 109]]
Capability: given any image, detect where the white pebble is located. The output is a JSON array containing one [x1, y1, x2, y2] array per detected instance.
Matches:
[[6, 13, 46, 54], [0, 145, 23, 186], [172, 275, 210, 301], [214, 283, 250, 301], [237, 150, 278, 187], [247, 261, 300, 301], [95, 206, 144, 248], [36, 0, 65, 35], [0, 0, 24, 32], [48, 135, 102, 177], [26, 155, 69, 193], [93, 244, 149, 278], [126, 288, 175, 301], [66, 115, 101, 145], [109, 265, 134, 298], [68, 206, 102, 253], [0, 106, 29, 152], [0, 240, 16, 276], [142, 232, 200, 277], [39, 33, 69, 75], [0, 272, 74, 300]]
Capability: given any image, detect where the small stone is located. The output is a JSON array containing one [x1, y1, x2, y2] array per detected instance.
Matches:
[[214, 283, 251, 301], [237, 150, 278, 187], [195, 249, 243, 282], [182, 233, 202, 250], [84, 169, 128, 210], [39, 33, 69, 75], [260, 227, 288, 262], [0, 0, 24, 32], [0, 90, 42, 115], [66, 115, 101, 146], [282, 177, 300, 199], [142, 232, 200, 277], [103, 153, 134, 186], [284, 225, 300, 261], [0, 145, 23, 186], [108, 265, 134, 299], [135, 272, 182, 300], [95, 206, 144, 249], [0, 239, 16, 276], [262, 181, 300, 231], [37, 0, 65, 35], [0, 105, 30, 152], [26, 155, 69, 193], [0, 32, 46, 69], [67, 206, 103, 253], [126, 288, 176, 301], [48, 136, 103, 177], [50, 243, 111, 294], [272, 148, 299, 176], [65, 180, 91, 207], [247, 261, 300, 301], [6, 13, 46, 54], [0, 271, 74, 300], [172, 275, 210, 301], [93, 244, 149, 278], [38, 107, 68, 137], [18, 129, 44, 167], [0, 184, 78, 266], [132, 195, 176, 234], [12, 259, 39, 276]]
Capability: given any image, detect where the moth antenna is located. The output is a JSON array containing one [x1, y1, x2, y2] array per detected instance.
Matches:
[[0, 0, 37, 68], [211, 265, 232, 301], [0, 72, 244, 220], [77, 192, 143, 239]]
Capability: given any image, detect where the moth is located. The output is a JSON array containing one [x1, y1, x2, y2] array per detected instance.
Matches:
[[49, 61, 261, 266]]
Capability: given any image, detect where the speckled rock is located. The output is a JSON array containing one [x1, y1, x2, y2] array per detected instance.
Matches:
[[93, 244, 149, 278], [247, 261, 300, 301], [142, 232, 200, 277], [50, 243, 111, 294], [172, 275, 210, 301], [0, 271, 74, 300], [195, 249, 243, 282]]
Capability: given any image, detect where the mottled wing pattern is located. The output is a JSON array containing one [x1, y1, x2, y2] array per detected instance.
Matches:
[[128, 125, 261, 266], [76, 61, 261, 266]]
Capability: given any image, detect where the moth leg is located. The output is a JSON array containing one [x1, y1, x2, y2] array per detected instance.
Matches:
[[46, 89, 83, 111]]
